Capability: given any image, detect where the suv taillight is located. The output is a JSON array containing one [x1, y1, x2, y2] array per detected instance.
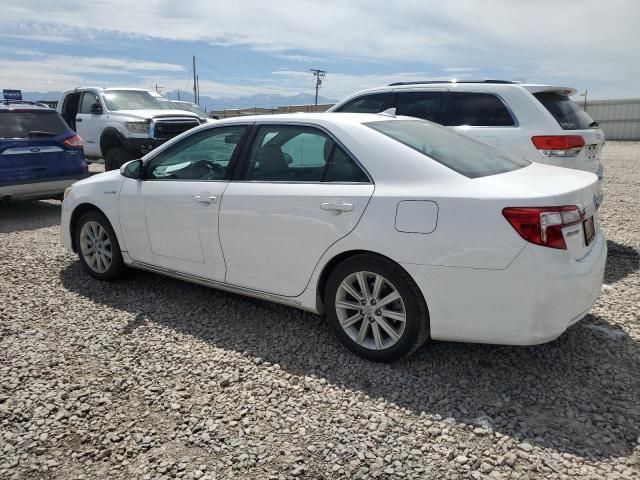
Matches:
[[63, 134, 83, 148], [502, 206, 582, 249], [532, 135, 584, 157]]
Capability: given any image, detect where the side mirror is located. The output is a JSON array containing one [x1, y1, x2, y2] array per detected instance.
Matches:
[[90, 102, 103, 114], [120, 159, 143, 179]]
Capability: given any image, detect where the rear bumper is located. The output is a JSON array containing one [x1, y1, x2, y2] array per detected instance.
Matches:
[[0, 174, 88, 201], [402, 232, 607, 345]]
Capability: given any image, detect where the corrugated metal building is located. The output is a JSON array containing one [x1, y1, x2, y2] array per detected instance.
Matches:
[[577, 98, 640, 140]]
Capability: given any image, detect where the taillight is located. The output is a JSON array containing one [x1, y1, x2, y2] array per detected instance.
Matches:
[[502, 206, 582, 249], [63, 134, 83, 148], [532, 135, 584, 157]]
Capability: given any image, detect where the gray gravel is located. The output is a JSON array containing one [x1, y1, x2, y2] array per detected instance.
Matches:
[[1, 142, 639, 479]]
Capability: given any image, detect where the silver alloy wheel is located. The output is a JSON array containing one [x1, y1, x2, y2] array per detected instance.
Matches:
[[79, 221, 113, 274], [335, 271, 406, 350]]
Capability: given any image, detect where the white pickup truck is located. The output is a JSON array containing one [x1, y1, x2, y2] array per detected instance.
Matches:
[[57, 88, 202, 170]]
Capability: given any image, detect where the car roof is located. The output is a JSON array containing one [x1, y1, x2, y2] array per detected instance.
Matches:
[[213, 112, 402, 127], [0, 100, 55, 112]]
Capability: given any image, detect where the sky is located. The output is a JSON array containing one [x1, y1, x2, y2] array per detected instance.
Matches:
[[1, 0, 638, 103]]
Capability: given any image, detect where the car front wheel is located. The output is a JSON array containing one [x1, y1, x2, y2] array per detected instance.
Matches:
[[325, 254, 430, 362], [75, 210, 125, 281]]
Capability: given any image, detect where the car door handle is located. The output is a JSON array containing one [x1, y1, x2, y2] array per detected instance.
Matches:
[[194, 195, 217, 204], [321, 202, 354, 212], [75, 118, 83, 122]]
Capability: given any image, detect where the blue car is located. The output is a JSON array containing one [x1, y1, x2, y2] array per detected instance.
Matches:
[[0, 100, 88, 202]]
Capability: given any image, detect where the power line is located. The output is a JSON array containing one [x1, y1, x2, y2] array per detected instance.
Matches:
[[196, 57, 288, 94], [310, 68, 327, 106]]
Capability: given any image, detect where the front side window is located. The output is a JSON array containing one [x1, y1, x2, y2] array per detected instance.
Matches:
[[245, 125, 368, 182], [334, 93, 391, 113], [444, 92, 515, 127], [145, 126, 247, 180], [365, 119, 529, 179], [395, 91, 445, 123], [79, 92, 99, 114]]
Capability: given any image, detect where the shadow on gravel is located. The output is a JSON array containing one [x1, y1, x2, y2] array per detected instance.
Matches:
[[60, 262, 640, 461], [606, 240, 640, 284], [0, 200, 61, 233]]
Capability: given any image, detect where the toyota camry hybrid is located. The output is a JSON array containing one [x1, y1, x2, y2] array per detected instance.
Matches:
[[60, 112, 606, 361]]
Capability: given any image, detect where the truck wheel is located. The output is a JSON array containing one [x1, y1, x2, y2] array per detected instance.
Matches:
[[105, 147, 134, 171]]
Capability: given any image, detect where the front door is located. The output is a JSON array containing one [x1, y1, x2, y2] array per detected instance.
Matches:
[[75, 91, 102, 157], [219, 123, 374, 297], [118, 124, 249, 281]]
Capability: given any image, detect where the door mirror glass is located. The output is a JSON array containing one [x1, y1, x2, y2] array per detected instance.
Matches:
[[90, 102, 103, 114], [120, 159, 142, 179]]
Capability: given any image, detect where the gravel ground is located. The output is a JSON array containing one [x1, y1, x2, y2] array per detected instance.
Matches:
[[1, 143, 639, 479]]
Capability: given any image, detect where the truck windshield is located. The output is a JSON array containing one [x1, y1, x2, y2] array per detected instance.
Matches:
[[102, 91, 176, 111], [365, 119, 529, 179]]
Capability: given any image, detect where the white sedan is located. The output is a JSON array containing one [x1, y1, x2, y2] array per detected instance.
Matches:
[[60, 113, 606, 361]]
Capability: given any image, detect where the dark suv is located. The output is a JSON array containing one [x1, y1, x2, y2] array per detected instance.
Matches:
[[0, 100, 87, 202]]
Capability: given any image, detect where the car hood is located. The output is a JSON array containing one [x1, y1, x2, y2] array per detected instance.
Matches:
[[107, 109, 201, 121]]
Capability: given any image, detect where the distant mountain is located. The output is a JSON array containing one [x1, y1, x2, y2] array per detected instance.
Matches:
[[163, 91, 336, 111], [17, 90, 336, 111]]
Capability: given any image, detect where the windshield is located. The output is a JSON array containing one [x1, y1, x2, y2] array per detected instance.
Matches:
[[0, 111, 69, 139], [173, 102, 207, 117], [365, 119, 529, 178], [533, 92, 596, 130], [102, 91, 176, 111]]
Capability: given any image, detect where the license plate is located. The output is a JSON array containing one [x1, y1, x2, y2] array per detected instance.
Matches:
[[583, 216, 595, 246]]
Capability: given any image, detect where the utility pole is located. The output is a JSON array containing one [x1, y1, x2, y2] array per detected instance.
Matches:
[[310, 68, 327, 106], [177, 91, 180, 101], [580, 89, 589, 112], [196, 75, 200, 105], [154, 83, 164, 94], [193, 55, 198, 105]]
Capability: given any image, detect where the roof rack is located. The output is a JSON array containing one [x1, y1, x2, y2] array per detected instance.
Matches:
[[1, 99, 49, 108], [388, 80, 516, 86]]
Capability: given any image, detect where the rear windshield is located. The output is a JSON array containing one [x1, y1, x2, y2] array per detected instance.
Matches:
[[365, 119, 529, 179], [0, 111, 69, 139], [533, 92, 595, 130]]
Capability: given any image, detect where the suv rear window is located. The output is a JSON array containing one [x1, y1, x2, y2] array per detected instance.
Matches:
[[365, 119, 529, 179], [0, 111, 69, 139], [533, 92, 595, 130], [445, 92, 515, 127]]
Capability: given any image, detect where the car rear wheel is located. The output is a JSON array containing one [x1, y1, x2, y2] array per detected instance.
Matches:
[[75, 210, 125, 281], [325, 254, 429, 362], [104, 147, 134, 171]]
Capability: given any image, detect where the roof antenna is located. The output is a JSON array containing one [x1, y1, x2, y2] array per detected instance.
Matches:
[[379, 108, 396, 118]]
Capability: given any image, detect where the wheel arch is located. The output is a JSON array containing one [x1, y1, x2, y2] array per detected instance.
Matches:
[[315, 249, 426, 313], [69, 203, 111, 253], [99, 127, 126, 157]]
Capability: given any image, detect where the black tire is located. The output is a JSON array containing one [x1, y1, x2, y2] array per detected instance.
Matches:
[[74, 210, 126, 281], [104, 147, 134, 171], [324, 254, 430, 362]]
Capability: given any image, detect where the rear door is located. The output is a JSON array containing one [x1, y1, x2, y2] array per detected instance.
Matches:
[[443, 91, 519, 148], [219, 123, 374, 297], [0, 110, 82, 183]]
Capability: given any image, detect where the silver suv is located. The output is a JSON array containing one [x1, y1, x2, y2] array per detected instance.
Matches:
[[329, 80, 604, 184]]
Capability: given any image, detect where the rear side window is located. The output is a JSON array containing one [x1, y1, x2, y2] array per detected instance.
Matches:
[[445, 92, 515, 127], [365, 119, 529, 179], [0, 111, 69, 139], [533, 92, 595, 130], [395, 91, 444, 123], [334, 93, 391, 113]]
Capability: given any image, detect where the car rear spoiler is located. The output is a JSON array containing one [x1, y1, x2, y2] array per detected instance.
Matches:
[[522, 85, 577, 96]]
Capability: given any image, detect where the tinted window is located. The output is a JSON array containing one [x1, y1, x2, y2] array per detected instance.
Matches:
[[445, 92, 515, 127], [365, 119, 529, 179], [395, 91, 444, 123], [146, 126, 246, 180], [534, 92, 595, 130], [246, 125, 368, 182], [0, 111, 69, 139], [334, 93, 390, 113], [79, 92, 99, 114]]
